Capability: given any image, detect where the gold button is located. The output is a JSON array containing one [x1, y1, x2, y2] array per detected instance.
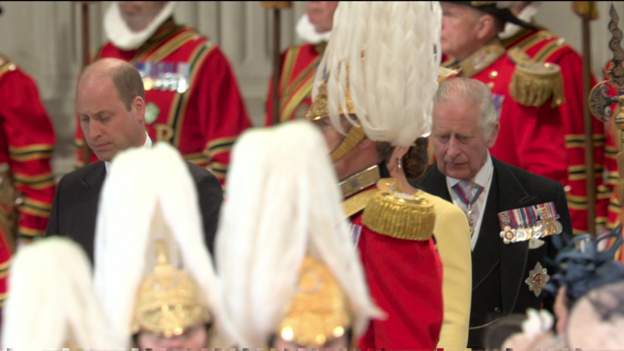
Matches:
[[489, 70, 498, 79]]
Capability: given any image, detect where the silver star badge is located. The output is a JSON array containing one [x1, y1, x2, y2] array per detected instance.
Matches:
[[525, 262, 549, 297]]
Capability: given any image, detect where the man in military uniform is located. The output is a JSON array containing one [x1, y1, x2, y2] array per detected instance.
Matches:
[[305, 2, 470, 348], [441, 2, 570, 198], [499, 1, 610, 234], [0, 5, 56, 306], [75, 2, 250, 182], [216, 121, 381, 348], [264, 1, 337, 125]]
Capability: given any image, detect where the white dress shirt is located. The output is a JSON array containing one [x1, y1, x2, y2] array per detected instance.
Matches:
[[446, 154, 494, 251], [105, 132, 153, 172]]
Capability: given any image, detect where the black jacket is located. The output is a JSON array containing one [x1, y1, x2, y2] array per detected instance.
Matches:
[[415, 158, 571, 349], [46, 161, 223, 262]]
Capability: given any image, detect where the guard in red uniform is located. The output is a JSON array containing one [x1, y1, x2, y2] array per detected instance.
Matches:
[[75, 2, 250, 182], [308, 2, 445, 348], [499, 1, 610, 233], [0, 53, 56, 304], [264, 1, 337, 126], [442, 2, 569, 198]]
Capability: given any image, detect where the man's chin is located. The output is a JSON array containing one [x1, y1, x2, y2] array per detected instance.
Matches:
[[445, 167, 469, 179], [93, 150, 114, 163]]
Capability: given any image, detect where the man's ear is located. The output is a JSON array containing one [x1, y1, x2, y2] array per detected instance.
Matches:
[[475, 14, 498, 41], [487, 122, 500, 148], [132, 96, 146, 125]]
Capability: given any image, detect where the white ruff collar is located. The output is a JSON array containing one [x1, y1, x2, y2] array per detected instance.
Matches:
[[499, 3, 539, 40], [104, 2, 176, 50], [296, 13, 331, 44]]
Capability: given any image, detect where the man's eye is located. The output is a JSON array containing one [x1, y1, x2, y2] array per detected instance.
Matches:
[[457, 135, 471, 143], [437, 135, 450, 143]]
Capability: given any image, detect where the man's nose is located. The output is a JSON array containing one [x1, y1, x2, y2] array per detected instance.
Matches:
[[445, 137, 461, 159], [87, 121, 102, 140]]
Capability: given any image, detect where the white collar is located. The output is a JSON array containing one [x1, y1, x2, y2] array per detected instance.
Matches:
[[105, 133, 152, 172], [296, 13, 332, 44], [104, 2, 176, 50], [447, 153, 493, 189], [498, 3, 539, 40]]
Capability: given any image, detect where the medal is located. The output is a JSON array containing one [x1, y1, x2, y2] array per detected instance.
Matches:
[[144, 102, 160, 125], [525, 262, 549, 297]]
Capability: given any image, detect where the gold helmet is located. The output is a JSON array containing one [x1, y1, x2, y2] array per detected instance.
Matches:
[[306, 65, 364, 162], [132, 240, 212, 338], [277, 256, 352, 346]]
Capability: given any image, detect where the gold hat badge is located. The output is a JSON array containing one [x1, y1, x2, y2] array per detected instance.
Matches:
[[277, 256, 352, 347], [132, 240, 211, 337]]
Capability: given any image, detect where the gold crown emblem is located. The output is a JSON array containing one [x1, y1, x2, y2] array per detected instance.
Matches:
[[277, 256, 352, 347], [305, 62, 356, 122], [132, 240, 211, 337]]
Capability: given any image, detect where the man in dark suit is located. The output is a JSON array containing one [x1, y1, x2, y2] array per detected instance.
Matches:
[[415, 77, 572, 349], [46, 58, 222, 262]]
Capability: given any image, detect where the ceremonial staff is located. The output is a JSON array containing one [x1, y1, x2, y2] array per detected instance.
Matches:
[[589, 4, 624, 226], [261, 1, 291, 125], [573, 1, 599, 235]]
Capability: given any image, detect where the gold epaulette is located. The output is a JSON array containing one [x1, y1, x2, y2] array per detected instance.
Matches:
[[0, 54, 17, 79], [508, 48, 564, 108], [362, 179, 435, 241]]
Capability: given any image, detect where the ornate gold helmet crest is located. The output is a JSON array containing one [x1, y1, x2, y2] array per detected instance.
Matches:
[[277, 256, 352, 347], [132, 240, 211, 337]]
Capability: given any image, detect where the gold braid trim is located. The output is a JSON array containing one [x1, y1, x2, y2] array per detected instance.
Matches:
[[362, 179, 435, 241], [508, 48, 564, 108]]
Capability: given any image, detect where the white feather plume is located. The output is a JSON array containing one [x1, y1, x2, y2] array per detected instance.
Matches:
[[1, 237, 119, 351], [314, 1, 442, 146], [93, 143, 236, 348], [216, 121, 383, 347]]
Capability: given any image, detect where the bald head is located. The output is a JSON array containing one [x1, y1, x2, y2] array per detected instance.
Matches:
[[76, 58, 147, 162], [79, 58, 145, 111]]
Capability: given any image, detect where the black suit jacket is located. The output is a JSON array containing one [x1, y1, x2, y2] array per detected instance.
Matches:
[[415, 158, 571, 349], [46, 161, 223, 262]]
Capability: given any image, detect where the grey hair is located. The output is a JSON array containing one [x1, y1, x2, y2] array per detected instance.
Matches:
[[433, 77, 499, 139]]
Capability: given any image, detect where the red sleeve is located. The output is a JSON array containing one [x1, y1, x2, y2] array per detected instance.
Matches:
[[195, 47, 251, 182], [498, 99, 568, 184], [354, 217, 443, 349], [555, 49, 609, 231], [0, 69, 56, 239]]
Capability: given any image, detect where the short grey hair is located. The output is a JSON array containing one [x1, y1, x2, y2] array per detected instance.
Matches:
[[433, 77, 499, 139]]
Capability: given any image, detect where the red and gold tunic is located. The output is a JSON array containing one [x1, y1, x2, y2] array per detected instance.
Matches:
[[341, 168, 443, 349], [0, 54, 56, 304], [503, 28, 610, 233], [264, 43, 324, 126], [75, 19, 251, 182]]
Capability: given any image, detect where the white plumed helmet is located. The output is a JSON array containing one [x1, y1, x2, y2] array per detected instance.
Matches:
[[313, 1, 442, 147], [216, 121, 383, 347]]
